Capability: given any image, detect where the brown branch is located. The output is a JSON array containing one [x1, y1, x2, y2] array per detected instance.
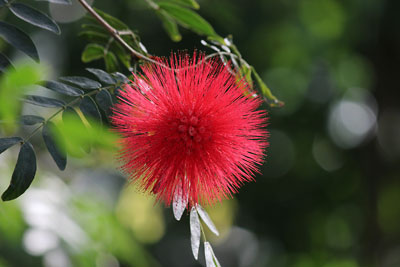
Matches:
[[77, 0, 163, 66]]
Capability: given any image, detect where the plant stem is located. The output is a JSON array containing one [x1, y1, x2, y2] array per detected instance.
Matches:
[[199, 221, 207, 242], [23, 86, 113, 143], [76, 0, 163, 67]]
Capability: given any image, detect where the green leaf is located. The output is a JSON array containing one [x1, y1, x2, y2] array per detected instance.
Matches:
[[158, 2, 217, 37], [35, 0, 71, 4], [104, 52, 118, 73], [2, 142, 37, 201], [62, 107, 89, 156], [19, 115, 44, 125], [111, 42, 131, 69], [81, 43, 104, 63], [42, 80, 84, 96], [0, 21, 39, 62], [252, 68, 284, 107], [42, 122, 67, 170], [93, 8, 129, 30], [86, 68, 116, 85], [80, 96, 102, 125], [112, 72, 129, 83], [0, 53, 13, 72], [58, 112, 117, 154], [24, 95, 65, 108], [79, 30, 109, 43], [59, 76, 101, 90], [162, 0, 200, 9], [156, 10, 182, 42], [81, 23, 108, 33], [10, 3, 61, 34], [0, 137, 22, 154], [0, 63, 42, 132], [96, 90, 113, 118]]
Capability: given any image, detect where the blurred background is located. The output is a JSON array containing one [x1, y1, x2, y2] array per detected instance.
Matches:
[[1, 0, 400, 266]]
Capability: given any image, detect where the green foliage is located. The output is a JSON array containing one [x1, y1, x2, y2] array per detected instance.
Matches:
[[156, 10, 182, 42], [24, 94, 66, 108], [157, 1, 218, 37], [19, 115, 45, 125], [42, 80, 84, 96], [0, 63, 43, 132], [80, 9, 146, 72], [56, 112, 117, 156], [79, 96, 103, 126], [59, 76, 102, 90], [42, 121, 67, 170], [81, 43, 105, 63], [9, 3, 61, 34], [0, 22, 38, 61], [0, 53, 13, 71], [1, 142, 37, 201], [0, 137, 22, 154]]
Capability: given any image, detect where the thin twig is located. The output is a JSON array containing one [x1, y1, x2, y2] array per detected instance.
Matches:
[[77, 0, 163, 67]]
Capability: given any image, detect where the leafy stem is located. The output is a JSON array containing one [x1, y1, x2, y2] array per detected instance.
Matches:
[[22, 86, 114, 143], [76, 0, 282, 107], [77, 0, 163, 67]]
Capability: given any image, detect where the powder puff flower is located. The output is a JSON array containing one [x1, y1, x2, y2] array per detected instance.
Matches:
[[112, 52, 268, 208]]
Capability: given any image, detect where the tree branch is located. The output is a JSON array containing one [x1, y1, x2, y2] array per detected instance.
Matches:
[[76, 0, 162, 66]]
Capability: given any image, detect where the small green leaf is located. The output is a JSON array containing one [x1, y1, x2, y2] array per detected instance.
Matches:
[[252, 68, 284, 107], [42, 122, 67, 170], [79, 30, 109, 43], [80, 96, 102, 125], [111, 42, 131, 69], [10, 3, 61, 34], [0, 137, 22, 154], [19, 115, 44, 125], [96, 90, 113, 118], [59, 111, 116, 154], [81, 23, 108, 33], [42, 80, 84, 96], [24, 95, 65, 108], [156, 10, 182, 42], [104, 52, 118, 73], [158, 2, 217, 37], [112, 72, 129, 83], [81, 43, 104, 63], [93, 8, 129, 30], [86, 68, 116, 85], [59, 76, 101, 90], [164, 0, 200, 9], [0, 21, 39, 62], [62, 107, 89, 156], [0, 53, 13, 72], [2, 142, 37, 201]]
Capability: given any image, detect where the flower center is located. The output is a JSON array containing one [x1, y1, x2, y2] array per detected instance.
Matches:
[[174, 115, 207, 154]]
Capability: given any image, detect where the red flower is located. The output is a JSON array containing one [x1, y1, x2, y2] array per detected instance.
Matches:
[[112, 53, 268, 207]]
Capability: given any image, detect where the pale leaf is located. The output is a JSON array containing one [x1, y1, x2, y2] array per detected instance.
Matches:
[[196, 204, 219, 236], [172, 182, 188, 220], [190, 207, 201, 260]]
